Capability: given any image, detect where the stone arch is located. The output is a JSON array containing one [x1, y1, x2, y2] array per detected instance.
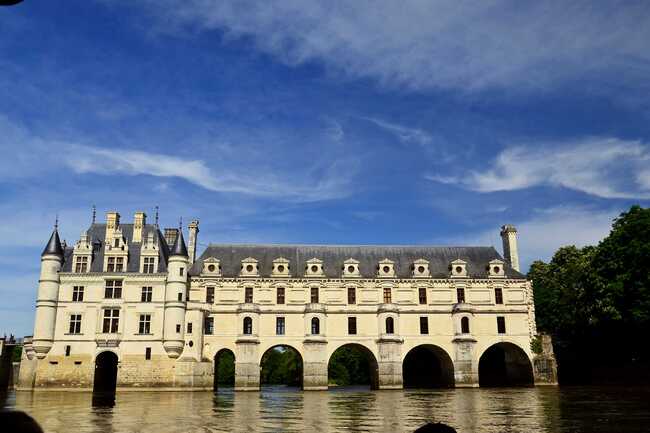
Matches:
[[402, 344, 455, 388], [328, 343, 379, 390], [213, 348, 235, 391], [93, 351, 118, 393], [478, 342, 534, 387], [259, 344, 304, 388]]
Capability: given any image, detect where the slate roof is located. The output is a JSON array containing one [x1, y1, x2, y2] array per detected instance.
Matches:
[[41, 228, 64, 257], [189, 244, 525, 279], [170, 229, 188, 257], [60, 223, 171, 273]]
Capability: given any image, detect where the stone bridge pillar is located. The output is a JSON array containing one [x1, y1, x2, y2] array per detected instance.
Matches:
[[532, 334, 558, 385], [377, 337, 403, 389], [235, 337, 260, 391], [452, 336, 478, 387], [302, 337, 328, 390]]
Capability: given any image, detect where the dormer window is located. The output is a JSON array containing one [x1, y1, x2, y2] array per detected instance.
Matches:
[[412, 259, 430, 278], [342, 258, 360, 278], [74, 256, 89, 273], [305, 258, 324, 277], [202, 257, 221, 276], [107, 257, 125, 272], [377, 259, 395, 278], [240, 257, 259, 277], [450, 259, 468, 278], [73, 231, 93, 273], [487, 259, 506, 278], [142, 257, 156, 273], [272, 257, 291, 277], [114, 238, 119, 248]]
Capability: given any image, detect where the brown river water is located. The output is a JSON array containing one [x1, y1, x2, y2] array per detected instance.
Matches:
[[2, 386, 649, 433]]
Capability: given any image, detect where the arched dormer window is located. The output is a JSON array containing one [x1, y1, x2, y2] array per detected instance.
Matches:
[[311, 317, 320, 335], [243, 317, 253, 335], [386, 317, 395, 334], [461, 317, 470, 334]]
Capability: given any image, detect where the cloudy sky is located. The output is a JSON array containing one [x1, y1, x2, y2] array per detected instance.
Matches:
[[1, 1, 649, 336]]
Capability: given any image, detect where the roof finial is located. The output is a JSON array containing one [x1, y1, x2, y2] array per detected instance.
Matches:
[[91, 205, 96, 224], [54, 214, 59, 230], [179, 216, 183, 229], [154, 206, 159, 227]]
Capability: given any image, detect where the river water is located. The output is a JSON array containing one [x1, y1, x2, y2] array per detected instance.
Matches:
[[2, 386, 649, 433]]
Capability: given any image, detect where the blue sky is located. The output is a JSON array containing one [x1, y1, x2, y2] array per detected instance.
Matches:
[[1, 1, 650, 336]]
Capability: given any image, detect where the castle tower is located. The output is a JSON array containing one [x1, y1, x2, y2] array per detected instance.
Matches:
[[500, 224, 520, 272], [32, 224, 64, 358], [162, 227, 189, 358]]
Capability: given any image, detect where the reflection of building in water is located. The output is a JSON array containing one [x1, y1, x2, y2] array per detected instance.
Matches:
[[18, 211, 557, 391]]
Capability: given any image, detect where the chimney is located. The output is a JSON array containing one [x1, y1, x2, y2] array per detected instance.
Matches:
[[164, 228, 178, 247], [500, 224, 520, 272], [133, 211, 146, 243], [188, 220, 199, 264], [105, 211, 120, 241]]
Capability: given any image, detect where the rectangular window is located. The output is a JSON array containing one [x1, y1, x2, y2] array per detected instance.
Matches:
[[115, 257, 125, 272], [187, 322, 193, 334], [276, 317, 285, 335], [141, 286, 153, 302], [177, 292, 183, 302], [102, 309, 120, 333], [418, 288, 427, 305], [68, 314, 81, 334], [176, 324, 181, 333], [383, 288, 392, 304], [420, 316, 429, 335], [495, 288, 504, 305], [138, 314, 151, 334], [145, 347, 151, 360], [72, 286, 84, 302], [347, 287, 356, 305], [348, 317, 357, 335], [180, 267, 184, 276], [143, 257, 156, 273], [65, 345, 71, 356], [245, 287, 253, 304], [107, 257, 115, 272], [311, 287, 319, 304], [75, 256, 88, 273], [456, 288, 465, 304], [206, 287, 215, 304], [277, 287, 285, 304], [497, 316, 506, 334], [104, 280, 122, 299], [204, 317, 214, 335]]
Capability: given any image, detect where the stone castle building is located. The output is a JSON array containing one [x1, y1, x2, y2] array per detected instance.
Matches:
[[18, 211, 557, 391]]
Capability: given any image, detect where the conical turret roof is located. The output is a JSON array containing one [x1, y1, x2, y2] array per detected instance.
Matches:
[[42, 228, 64, 257], [170, 228, 188, 257]]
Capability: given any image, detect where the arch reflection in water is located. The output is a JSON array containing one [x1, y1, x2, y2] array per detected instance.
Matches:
[[478, 342, 534, 387], [213, 349, 235, 392], [403, 345, 455, 388], [328, 343, 379, 390], [260, 345, 303, 388], [93, 351, 118, 394]]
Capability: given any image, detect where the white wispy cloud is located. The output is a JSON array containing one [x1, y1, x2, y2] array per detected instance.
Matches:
[[362, 117, 431, 146], [134, 0, 650, 92], [426, 137, 650, 199]]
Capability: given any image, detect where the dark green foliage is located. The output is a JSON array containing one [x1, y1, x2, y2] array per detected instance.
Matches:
[[12, 345, 22, 362], [328, 346, 372, 386], [530, 206, 650, 383], [215, 351, 235, 385], [260, 347, 302, 386]]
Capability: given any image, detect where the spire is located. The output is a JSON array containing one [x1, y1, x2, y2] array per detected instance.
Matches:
[[170, 226, 188, 257], [42, 221, 64, 257], [91, 205, 96, 224]]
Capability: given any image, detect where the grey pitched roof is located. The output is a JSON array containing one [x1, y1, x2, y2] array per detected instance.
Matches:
[[189, 244, 526, 279], [60, 223, 170, 273], [170, 229, 188, 257], [41, 228, 64, 257]]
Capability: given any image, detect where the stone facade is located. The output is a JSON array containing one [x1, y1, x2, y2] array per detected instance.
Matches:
[[18, 210, 557, 391]]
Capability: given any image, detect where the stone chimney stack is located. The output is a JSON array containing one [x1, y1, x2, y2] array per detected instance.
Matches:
[[105, 211, 120, 242], [133, 211, 146, 243], [500, 224, 520, 272], [188, 220, 199, 264]]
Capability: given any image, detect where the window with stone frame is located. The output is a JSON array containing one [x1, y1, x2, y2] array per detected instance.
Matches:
[[107, 257, 116, 272], [385, 317, 395, 334], [141, 286, 153, 302], [115, 257, 125, 272], [310, 287, 319, 304], [418, 288, 427, 304], [245, 287, 253, 304], [138, 314, 151, 334], [497, 316, 506, 334], [311, 317, 320, 335], [383, 288, 392, 304], [276, 287, 285, 304], [142, 257, 156, 273], [456, 287, 466, 303], [206, 287, 215, 304], [72, 286, 84, 302], [419, 316, 429, 334], [461, 316, 470, 334], [276, 317, 285, 335], [348, 317, 357, 335], [495, 288, 504, 305], [104, 280, 122, 299], [75, 256, 89, 273], [102, 309, 120, 333], [204, 317, 214, 335], [347, 287, 356, 305], [68, 314, 82, 334], [243, 317, 253, 335]]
